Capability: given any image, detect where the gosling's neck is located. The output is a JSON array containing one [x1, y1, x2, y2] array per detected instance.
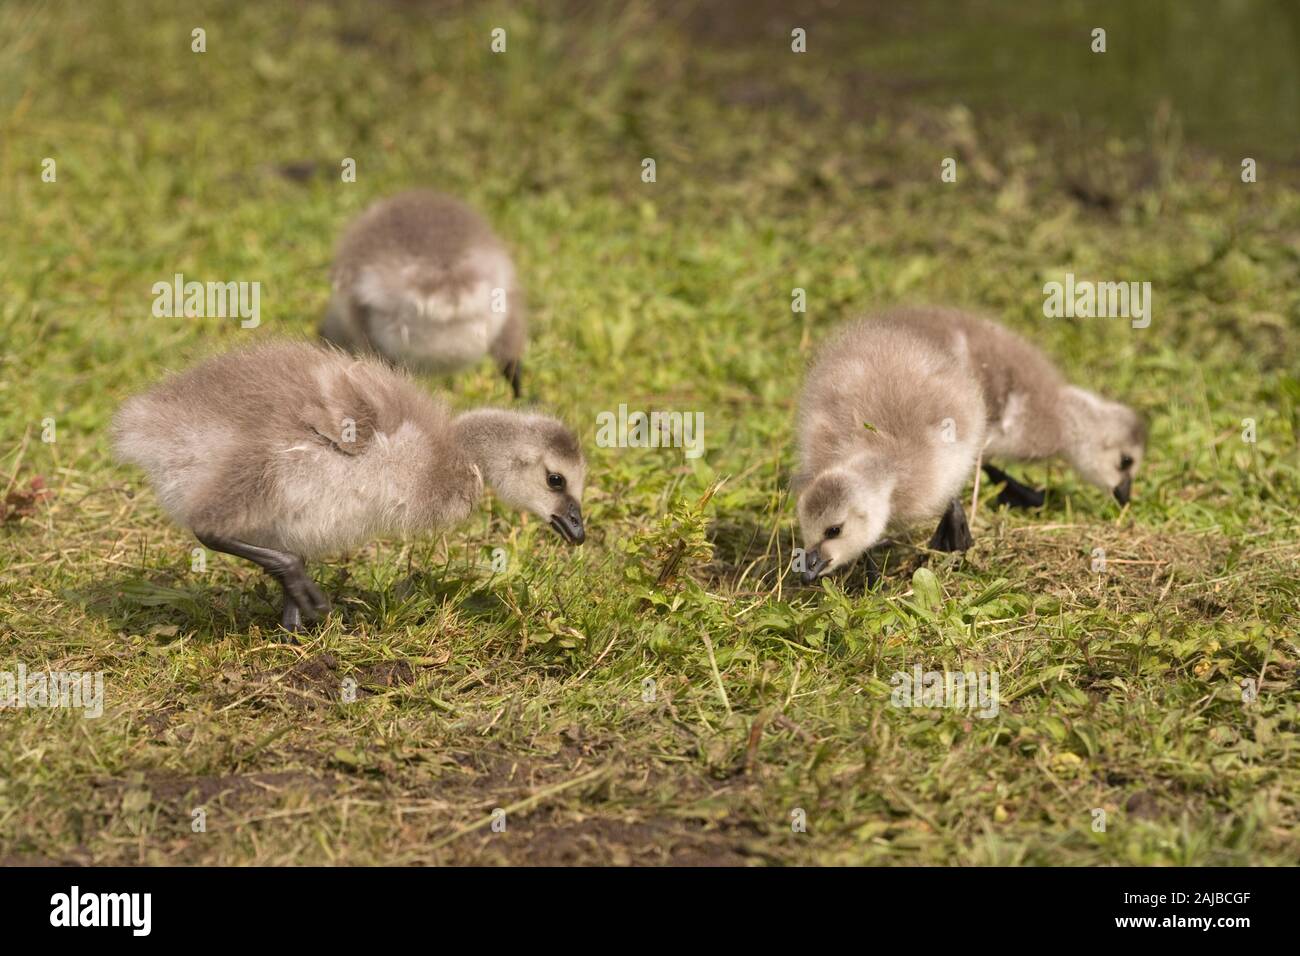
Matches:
[[1057, 386, 1104, 459], [453, 409, 520, 489]]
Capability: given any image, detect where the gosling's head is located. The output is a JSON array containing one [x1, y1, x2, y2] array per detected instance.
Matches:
[[1062, 387, 1147, 505], [456, 410, 587, 544], [794, 467, 893, 584]]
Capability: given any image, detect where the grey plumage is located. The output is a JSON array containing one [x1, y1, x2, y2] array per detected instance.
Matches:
[[794, 317, 987, 582], [113, 341, 583, 631], [870, 306, 1146, 503], [321, 189, 526, 395]]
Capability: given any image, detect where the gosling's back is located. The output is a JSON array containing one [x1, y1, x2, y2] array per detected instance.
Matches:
[[869, 306, 1068, 459]]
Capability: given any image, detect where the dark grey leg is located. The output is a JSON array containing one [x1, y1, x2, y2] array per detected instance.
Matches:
[[982, 463, 1045, 509], [862, 549, 881, 590], [928, 498, 974, 552], [502, 360, 522, 400], [195, 532, 329, 634]]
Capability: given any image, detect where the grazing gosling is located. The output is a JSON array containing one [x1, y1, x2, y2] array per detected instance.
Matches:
[[113, 342, 584, 633], [795, 318, 987, 585], [874, 307, 1146, 506], [321, 190, 527, 397]]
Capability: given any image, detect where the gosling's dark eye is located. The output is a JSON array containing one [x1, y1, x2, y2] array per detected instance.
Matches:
[[547, 472, 565, 491], [1119, 454, 1134, 471], [824, 525, 842, 540]]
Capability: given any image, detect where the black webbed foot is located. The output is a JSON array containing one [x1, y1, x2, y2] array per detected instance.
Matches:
[[928, 498, 974, 553], [278, 561, 330, 621], [280, 599, 305, 637], [982, 464, 1046, 509]]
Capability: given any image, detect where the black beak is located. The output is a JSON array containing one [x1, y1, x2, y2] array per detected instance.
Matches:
[[549, 496, 585, 545], [799, 548, 828, 585], [1113, 476, 1132, 505]]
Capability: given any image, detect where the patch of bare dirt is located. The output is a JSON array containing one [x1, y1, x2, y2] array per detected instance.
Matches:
[[464, 812, 761, 866], [3, 475, 53, 523], [95, 770, 338, 808], [255, 653, 419, 709]]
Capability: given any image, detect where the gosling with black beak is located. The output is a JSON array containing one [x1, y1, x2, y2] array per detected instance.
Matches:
[[113, 342, 584, 634], [794, 317, 987, 587]]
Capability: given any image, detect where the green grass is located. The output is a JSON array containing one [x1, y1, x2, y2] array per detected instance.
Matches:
[[1, 0, 1298, 865]]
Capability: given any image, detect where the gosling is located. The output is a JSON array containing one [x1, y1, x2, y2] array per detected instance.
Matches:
[[795, 317, 987, 586], [872, 306, 1146, 507], [321, 190, 527, 398], [113, 342, 584, 633]]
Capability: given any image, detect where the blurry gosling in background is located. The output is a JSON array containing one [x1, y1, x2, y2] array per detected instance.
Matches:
[[873, 306, 1146, 507], [795, 317, 987, 586], [113, 342, 584, 634], [321, 189, 527, 398]]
